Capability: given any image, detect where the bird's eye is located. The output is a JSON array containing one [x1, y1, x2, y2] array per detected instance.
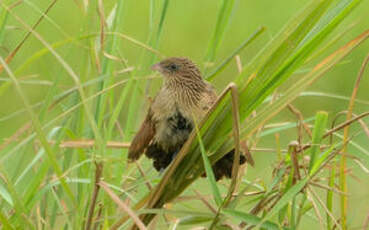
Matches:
[[167, 63, 178, 71]]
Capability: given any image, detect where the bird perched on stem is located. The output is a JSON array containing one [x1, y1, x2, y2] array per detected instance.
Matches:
[[128, 57, 246, 180]]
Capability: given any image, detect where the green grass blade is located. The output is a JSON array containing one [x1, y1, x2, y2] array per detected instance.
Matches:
[[22, 0, 72, 39], [0, 180, 13, 206], [259, 117, 315, 138], [0, 57, 76, 206], [301, 0, 360, 46], [237, 29, 369, 147], [94, 0, 125, 129], [123, 0, 170, 143], [209, 0, 360, 167], [326, 163, 336, 230], [130, 2, 368, 228], [14, 34, 96, 74], [178, 216, 213, 226], [155, 0, 169, 48], [223, 209, 284, 230], [235, 0, 363, 124], [308, 111, 328, 172], [204, 0, 237, 72], [0, 164, 33, 228], [0, 5, 9, 43], [299, 91, 369, 106], [0, 211, 14, 230], [333, 132, 369, 166], [233, 0, 330, 88], [206, 26, 265, 81], [2, 2, 104, 149], [195, 124, 222, 207], [310, 144, 337, 177], [203, 0, 336, 152], [236, 0, 335, 114], [23, 160, 50, 207], [259, 177, 309, 228]]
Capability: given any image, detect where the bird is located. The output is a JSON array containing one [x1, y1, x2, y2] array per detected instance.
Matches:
[[127, 57, 246, 180]]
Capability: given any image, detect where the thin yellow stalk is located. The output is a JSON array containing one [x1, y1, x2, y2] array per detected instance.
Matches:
[[340, 52, 369, 229]]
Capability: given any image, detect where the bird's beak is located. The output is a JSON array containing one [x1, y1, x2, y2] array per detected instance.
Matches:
[[151, 63, 161, 71]]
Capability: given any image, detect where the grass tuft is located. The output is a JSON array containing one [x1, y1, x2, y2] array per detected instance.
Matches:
[[1, 0, 369, 229]]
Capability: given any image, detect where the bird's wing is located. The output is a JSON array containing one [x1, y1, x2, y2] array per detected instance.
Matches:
[[128, 108, 156, 161]]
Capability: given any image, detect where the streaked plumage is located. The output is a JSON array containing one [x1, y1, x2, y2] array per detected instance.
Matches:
[[128, 57, 245, 180]]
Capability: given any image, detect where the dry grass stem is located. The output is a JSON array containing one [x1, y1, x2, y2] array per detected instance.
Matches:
[[340, 52, 369, 229], [0, 0, 58, 73], [287, 104, 313, 138], [135, 162, 153, 190], [308, 187, 341, 230], [0, 122, 31, 151], [307, 190, 325, 230], [193, 190, 217, 214], [99, 181, 147, 230], [309, 181, 348, 195], [55, 140, 130, 149], [289, 141, 301, 182], [235, 55, 243, 73], [85, 162, 103, 230], [98, 0, 106, 52]]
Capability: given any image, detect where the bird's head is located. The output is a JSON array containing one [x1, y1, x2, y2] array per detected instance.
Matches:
[[151, 57, 202, 81]]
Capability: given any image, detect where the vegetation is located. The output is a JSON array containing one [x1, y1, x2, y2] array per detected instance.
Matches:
[[0, 0, 369, 229]]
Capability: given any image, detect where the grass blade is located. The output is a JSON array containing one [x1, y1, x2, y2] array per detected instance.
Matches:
[[204, 0, 237, 72], [259, 177, 309, 228], [326, 164, 336, 230], [195, 124, 222, 207], [116, 1, 368, 228], [206, 26, 265, 81], [178, 216, 213, 226], [236, 28, 369, 149], [0, 211, 14, 230], [308, 111, 328, 171], [223, 209, 284, 230], [0, 57, 76, 206]]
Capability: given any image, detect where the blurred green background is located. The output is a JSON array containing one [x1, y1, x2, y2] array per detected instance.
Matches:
[[1, 0, 369, 229]]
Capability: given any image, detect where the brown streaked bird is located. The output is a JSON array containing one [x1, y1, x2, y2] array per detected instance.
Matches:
[[128, 57, 246, 180]]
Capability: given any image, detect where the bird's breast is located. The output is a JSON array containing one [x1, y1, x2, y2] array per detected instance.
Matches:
[[153, 104, 194, 152], [150, 87, 210, 151]]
